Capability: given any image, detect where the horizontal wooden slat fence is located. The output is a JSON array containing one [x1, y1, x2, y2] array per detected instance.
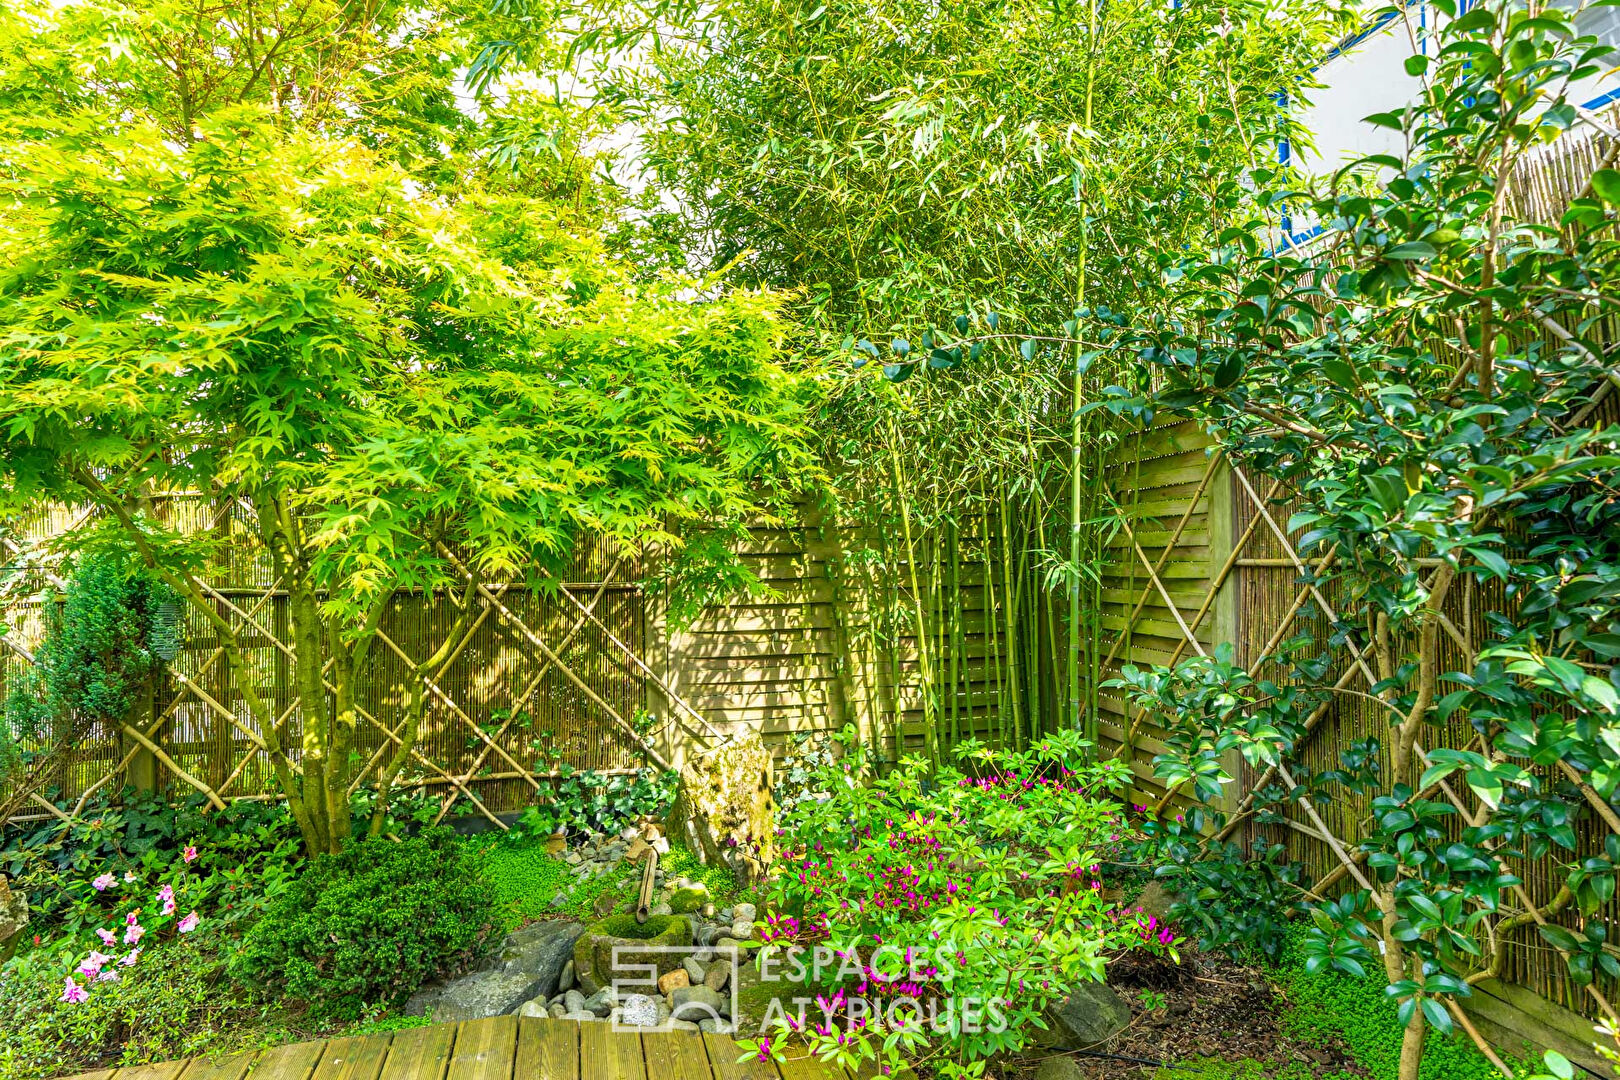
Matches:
[[1081, 108, 1620, 1067]]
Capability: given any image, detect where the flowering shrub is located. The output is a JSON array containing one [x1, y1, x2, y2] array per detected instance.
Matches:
[[0, 851, 232, 1080], [1, 789, 302, 947], [748, 727, 1177, 1080], [229, 829, 507, 1018]]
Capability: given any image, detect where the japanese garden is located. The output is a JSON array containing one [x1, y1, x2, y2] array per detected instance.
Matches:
[[2, 2, 1620, 1080]]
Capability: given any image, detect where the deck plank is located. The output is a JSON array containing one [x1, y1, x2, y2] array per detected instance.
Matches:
[[310, 1035, 393, 1080], [115, 1061, 192, 1080], [700, 1033, 774, 1080], [516, 1018, 579, 1080], [378, 1022, 457, 1080], [578, 1021, 645, 1080], [178, 1050, 257, 1080], [249, 1040, 327, 1080], [640, 1031, 714, 1080], [446, 1016, 516, 1080]]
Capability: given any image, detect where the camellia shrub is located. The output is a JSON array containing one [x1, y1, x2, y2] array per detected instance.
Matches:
[[747, 727, 1176, 1080], [229, 830, 505, 1018]]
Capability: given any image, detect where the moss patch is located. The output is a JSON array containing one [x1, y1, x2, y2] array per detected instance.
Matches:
[[594, 913, 684, 941], [668, 887, 708, 914]]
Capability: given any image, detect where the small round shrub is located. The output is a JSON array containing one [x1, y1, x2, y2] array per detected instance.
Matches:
[[229, 830, 506, 1019]]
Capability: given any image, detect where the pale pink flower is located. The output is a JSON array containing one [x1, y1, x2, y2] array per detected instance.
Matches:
[[96, 970, 120, 983], [122, 870, 137, 883], [162, 898, 176, 916], [123, 922, 145, 946], [60, 977, 89, 1004], [96, 928, 117, 947], [182, 846, 198, 864], [119, 949, 141, 967], [77, 951, 111, 978], [91, 873, 117, 892], [177, 911, 199, 934], [156, 884, 174, 905]]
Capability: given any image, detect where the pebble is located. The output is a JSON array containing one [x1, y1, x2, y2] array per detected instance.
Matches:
[[733, 902, 757, 924], [621, 993, 660, 1027], [682, 957, 707, 983], [565, 989, 587, 1014], [658, 969, 691, 994], [558, 960, 575, 991], [562, 1010, 598, 1022]]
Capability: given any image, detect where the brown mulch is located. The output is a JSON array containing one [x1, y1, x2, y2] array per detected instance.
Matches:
[[1008, 950, 1366, 1079]]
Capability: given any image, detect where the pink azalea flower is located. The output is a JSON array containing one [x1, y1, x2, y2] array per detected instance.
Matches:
[[91, 873, 117, 892], [178, 912, 199, 934], [162, 899, 176, 916], [157, 884, 174, 905], [96, 970, 120, 983], [77, 951, 111, 978], [60, 977, 89, 1004], [96, 928, 117, 947], [119, 949, 141, 967], [122, 870, 137, 883], [123, 922, 145, 946], [182, 846, 198, 863]]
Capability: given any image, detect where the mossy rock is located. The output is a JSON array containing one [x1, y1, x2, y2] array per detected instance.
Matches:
[[572, 914, 693, 995], [668, 886, 709, 915]]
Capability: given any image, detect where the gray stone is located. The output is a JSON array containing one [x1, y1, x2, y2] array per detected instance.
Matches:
[[562, 1011, 599, 1022], [621, 993, 660, 1027], [670, 984, 728, 1023], [719, 908, 733, 922], [559, 959, 576, 991], [403, 982, 448, 1018], [584, 987, 615, 1017], [565, 989, 587, 1014], [565, 852, 584, 866], [650, 902, 673, 917], [549, 1003, 567, 1019], [698, 1018, 730, 1034], [518, 999, 550, 1018], [500, 921, 587, 1002], [1031, 1057, 1086, 1080], [703, 961, 730, 992], [693, 948, 715, 963], [733, 903, 756, 924], [1132, 882, 1174, 921], [714, 936, 744, 953], [727, 922, 753, 941], [668, 1019, 700, 1032], [1039, 982, 1133, 1049], [432, 970, 543, 1024], [682, 957, 707, 984]]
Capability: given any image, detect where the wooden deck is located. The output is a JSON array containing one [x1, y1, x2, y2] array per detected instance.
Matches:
[[66, 1018, 842, 1080]]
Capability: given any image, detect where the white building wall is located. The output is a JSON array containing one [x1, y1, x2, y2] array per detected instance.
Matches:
[[1292, 1, 1620, 180]]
